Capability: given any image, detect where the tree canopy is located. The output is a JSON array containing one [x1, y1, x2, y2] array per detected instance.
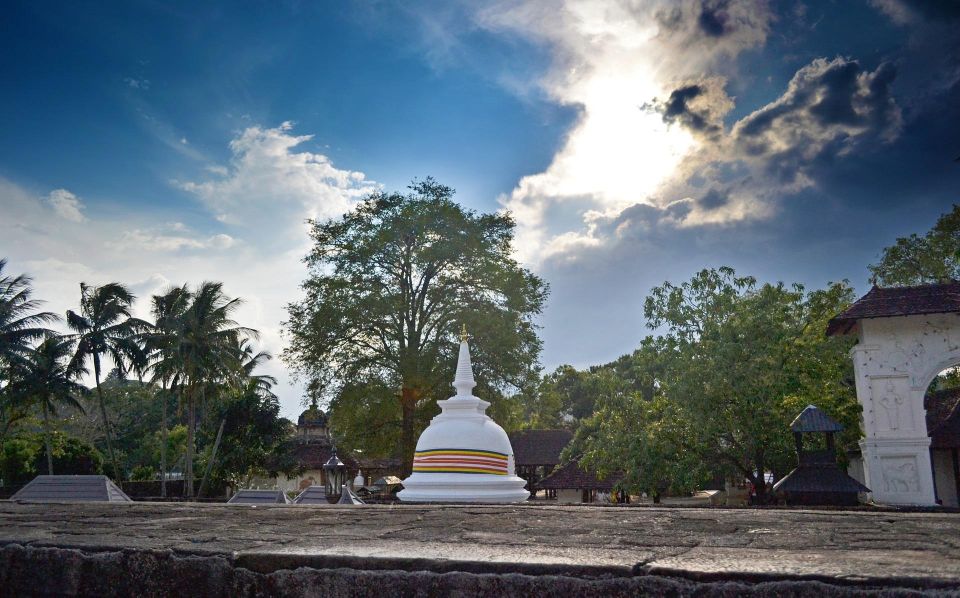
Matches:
[[573, 268, 860, 501], [870, 204, 960, 286], [284, 179, 548, 472]]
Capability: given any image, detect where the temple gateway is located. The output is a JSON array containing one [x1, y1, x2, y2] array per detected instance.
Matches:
[[829, 282, 960, 506]]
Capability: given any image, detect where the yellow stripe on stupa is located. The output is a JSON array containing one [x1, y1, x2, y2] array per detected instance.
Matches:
[[414, 448, 507, 459], [412, 466, 508, 475]]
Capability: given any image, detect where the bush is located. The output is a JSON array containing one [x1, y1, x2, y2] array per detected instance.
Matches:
[[1, 433, 103, 485]]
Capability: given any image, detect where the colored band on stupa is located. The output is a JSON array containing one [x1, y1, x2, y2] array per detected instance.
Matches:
[[412, 448, 509, 475]]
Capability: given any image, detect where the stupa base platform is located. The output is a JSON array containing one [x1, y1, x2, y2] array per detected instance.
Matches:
[[1, 501, 959, 595], [397, 472, 530, 503]]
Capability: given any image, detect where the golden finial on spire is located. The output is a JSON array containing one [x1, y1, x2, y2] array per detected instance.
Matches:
[[460, 323, 469, 342]]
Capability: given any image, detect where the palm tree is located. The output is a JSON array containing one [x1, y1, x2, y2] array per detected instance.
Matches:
[[66, 282, 149, 480], [0, 259, 58, 444], [153, 282, 255, 497], [147, 285, 191, 497], [237, 339, 278, 400], [8, 337, 87, 474]]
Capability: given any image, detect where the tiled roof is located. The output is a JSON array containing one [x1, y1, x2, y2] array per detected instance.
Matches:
[[773, 463, 869, 494], [535, 459, 621, 491], [508, 429, 573, 466], [356, 457, 402, 471], [926, 388, 960, 449], [228, 489, 290, 504], [11, 475, 132, 502], [827, 282, 960, 336], [289, 440, 358, 470], [790, 405, 844, 433]]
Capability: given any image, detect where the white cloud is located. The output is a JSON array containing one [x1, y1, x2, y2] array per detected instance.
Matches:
[[177, 122, 377, 237], [45, 188, 87, 223], [462, 0, 773, 264]]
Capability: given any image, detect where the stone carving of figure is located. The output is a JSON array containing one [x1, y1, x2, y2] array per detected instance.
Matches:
[[878, 381, 903, 430], [882, 460, 919, 493], [885, 340, 909, 374]]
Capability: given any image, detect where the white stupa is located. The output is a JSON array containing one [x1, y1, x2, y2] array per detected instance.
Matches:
[[398, 326, 529, 503]]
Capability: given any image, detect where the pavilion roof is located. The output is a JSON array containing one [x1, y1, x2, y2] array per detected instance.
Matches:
[[508, 429, 573, 466], [926, 387, 960, 449], [288, 440, 359, 471], [773, 464, 869, 494], [536, 459, 621, 491], [791, 405, 844, 433], [827, 282, 960, 336]]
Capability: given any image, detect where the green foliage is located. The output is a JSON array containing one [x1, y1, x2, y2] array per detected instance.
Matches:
[[1, 433, 103, 486], [130, 465, 156, 482], [1, 437, 37, 485], [574, 268, 859, 500], [284, 178, 548, 469], [870, 204, 960, 286], [199, 383, 299, 489]]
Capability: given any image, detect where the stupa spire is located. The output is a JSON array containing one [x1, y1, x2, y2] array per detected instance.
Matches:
[[453, 324, 476, 398]]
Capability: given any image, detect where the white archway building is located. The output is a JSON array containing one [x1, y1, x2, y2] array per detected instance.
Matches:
[[828, 283, 960, 506]]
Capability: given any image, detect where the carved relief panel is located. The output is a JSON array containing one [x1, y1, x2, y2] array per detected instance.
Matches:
[[880, 456, 920, 494]]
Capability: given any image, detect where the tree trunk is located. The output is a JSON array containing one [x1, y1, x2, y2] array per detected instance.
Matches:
[[400, 386, 418, 477], [42, 401, 54, 475], [93, 356, 121, 480], [185, 386, 195, 499], [160, 383, 168, 498], [197, 418, 225, 499]]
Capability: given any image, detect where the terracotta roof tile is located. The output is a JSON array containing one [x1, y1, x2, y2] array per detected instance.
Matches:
[[827, 282, 960, 336], [508, 429, 573, 466], [535, 459, 621, 491]]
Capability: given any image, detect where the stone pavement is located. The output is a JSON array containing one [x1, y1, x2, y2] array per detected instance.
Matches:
[[1, 501, 960, 595]]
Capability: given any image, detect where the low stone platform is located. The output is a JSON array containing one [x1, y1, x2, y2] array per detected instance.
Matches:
[[1, 501, 959, 596]]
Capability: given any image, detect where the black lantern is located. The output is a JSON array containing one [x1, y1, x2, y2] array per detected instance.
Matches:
[[323, 446, 348, 504]]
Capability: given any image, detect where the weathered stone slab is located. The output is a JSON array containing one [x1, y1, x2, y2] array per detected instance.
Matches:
[[1, 501, 959, 594]]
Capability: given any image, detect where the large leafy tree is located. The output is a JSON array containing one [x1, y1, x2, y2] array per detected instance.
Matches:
[[0, 259, 58, 441], [152, 282, 254, 497], [870, 204, 960, 286], [7, 337, 88, 475], [576, 268, 859, 502], [67, 283, 149, 479], [284, 179, 548, 473]]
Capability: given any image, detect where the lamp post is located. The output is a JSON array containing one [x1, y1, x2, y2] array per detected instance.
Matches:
[[323, 446, 347, 504]]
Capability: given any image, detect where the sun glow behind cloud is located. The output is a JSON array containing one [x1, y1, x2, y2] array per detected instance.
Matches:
[[475, 1, 728, 264]]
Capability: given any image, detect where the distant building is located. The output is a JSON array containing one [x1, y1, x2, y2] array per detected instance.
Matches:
[[925, 388, 960, 507], [536, 458, 622, 503], [272, 399, 358, 493], [508, 429, 573, 495]]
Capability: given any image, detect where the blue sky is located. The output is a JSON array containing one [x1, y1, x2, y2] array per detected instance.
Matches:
[[2, 0, 958, 419]]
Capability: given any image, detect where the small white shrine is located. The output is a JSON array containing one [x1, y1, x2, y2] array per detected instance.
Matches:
[[398, 327, 529, 503]]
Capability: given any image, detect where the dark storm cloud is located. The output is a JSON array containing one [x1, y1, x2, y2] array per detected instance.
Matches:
[[648, 78, 732, 141], [870, 0, 960, 23], [698, 187, 731, 209], [699, 0, 731, 36], [660, 85, 718, 134], [651, 0, 770, 62], [732, 58, 901, 186]]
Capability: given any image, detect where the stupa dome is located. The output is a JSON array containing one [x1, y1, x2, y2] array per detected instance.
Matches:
[[398, 329, 529, 503]]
